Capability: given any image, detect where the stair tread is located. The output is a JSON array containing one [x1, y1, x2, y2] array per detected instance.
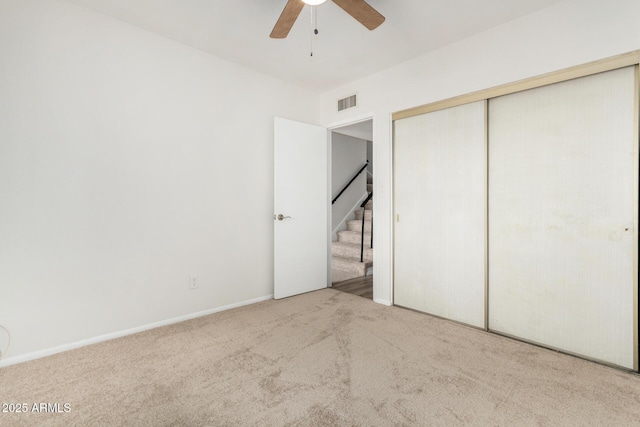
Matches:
[[346, 219, 372, 232], [332, 241, 373, 248], [332, 241, 373, 261], [336, 230, 373, 246], [331, 257, 372, 277], [347, 224, 371, 230], [338, 230, 372, 235], [332, 241, 373, 253], [354, 210, 373, 220], [332, 255, 373, 268]]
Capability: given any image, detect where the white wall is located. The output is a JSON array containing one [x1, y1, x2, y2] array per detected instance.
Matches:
[[319, 0, 640, 306], [0, 0, 318, 362], [3, 0, 638, 362], [331, 133, 367, 239]]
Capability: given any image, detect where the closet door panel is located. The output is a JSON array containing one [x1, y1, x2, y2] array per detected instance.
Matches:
[[488, 67, 637, 369], [394, 101, 486, 328]]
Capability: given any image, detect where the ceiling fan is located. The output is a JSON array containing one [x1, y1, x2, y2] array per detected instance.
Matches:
[[270, 0, 385, 39]]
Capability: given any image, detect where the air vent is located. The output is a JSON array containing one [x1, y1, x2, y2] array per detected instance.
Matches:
[[337, 94, 357, 112]]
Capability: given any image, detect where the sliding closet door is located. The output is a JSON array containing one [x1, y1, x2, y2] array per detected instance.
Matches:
[[395, 101, 486, 328], [488, 67, 638, 369]]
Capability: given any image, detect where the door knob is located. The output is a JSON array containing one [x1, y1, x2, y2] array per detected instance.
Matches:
[[276, 214, 291, 221]]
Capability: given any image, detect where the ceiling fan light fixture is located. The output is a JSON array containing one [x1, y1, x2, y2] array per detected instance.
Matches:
[[270, 0, 385, 39]]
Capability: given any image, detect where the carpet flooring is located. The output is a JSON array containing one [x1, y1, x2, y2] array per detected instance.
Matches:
[[2, 289, 640, 426]]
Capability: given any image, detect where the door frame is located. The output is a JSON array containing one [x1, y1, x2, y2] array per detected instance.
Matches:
[[327, 114, 375, 295]]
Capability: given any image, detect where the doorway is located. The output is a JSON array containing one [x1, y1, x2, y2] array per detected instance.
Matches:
[[329, 119, 374, 299]]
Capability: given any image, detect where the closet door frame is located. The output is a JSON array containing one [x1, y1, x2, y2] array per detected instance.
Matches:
[[391, 50, 640, 371]]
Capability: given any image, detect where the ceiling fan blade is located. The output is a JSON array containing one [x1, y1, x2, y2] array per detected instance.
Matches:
[[331, 0, 385, 30], [270, 0, 305, 39]]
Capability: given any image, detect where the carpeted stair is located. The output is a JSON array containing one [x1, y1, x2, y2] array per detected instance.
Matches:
[[331, 178, 373, 284]]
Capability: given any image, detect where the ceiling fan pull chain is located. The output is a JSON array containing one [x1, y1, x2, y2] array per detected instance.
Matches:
[[313, 5, 318, 35], [310, 6, 315, 57]]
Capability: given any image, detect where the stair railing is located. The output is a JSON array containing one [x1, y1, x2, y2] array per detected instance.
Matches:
[[360, 191, 373, 262], [332, 161, 368, 205]]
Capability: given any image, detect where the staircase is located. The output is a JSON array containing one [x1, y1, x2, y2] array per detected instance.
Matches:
[[331, 177, 373, 284]]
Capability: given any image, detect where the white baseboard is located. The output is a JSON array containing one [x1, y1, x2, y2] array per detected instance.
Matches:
[[0, 294, 273, 368], [374, 298, 392, 307]]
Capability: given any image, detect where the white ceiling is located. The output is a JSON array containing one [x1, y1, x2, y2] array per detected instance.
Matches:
[[66, 0, 563, 92]]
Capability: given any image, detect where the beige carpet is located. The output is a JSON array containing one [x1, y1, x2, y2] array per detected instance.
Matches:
[[2, 289, 640, 426]]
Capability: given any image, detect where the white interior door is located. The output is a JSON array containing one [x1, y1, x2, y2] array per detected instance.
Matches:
[[394, 101, 487, 328], [488, 67, 638, 369], [274, 117, 328, 299]]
